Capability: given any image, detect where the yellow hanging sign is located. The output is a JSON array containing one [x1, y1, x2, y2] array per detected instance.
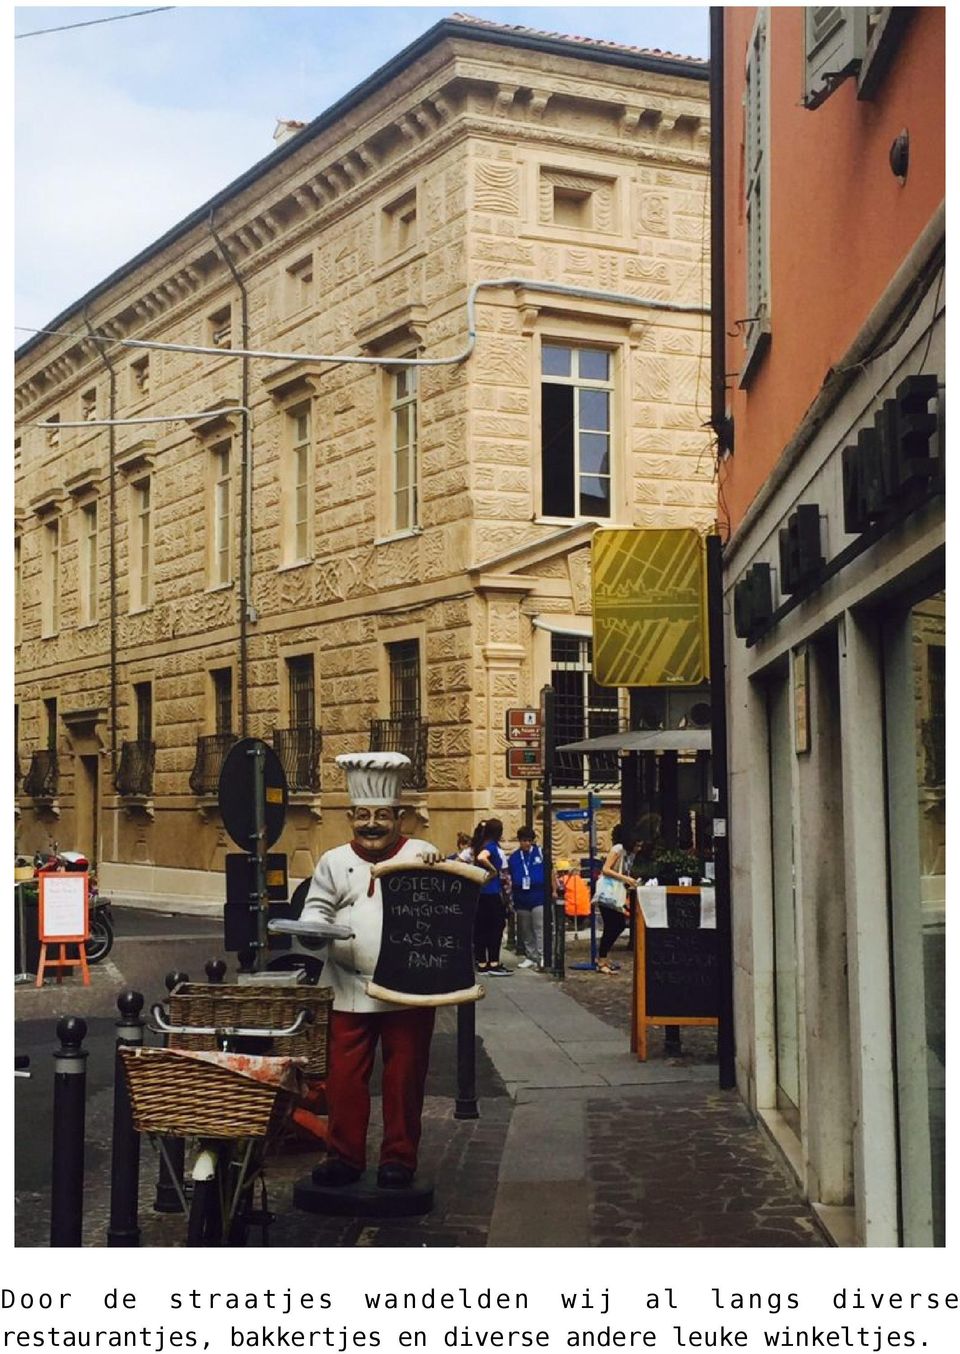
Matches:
[[591, 528, 708, 687]]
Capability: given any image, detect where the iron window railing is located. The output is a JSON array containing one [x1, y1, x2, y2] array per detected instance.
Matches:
[[23, 749, 59, 799], [369, 717, 427, 791], [115, 740, 156, 797], [272, 727, 322, 793], [189, 732, 239, 796]]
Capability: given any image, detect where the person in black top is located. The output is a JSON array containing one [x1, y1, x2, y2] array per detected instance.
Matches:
[[472, 818, 510, 975]]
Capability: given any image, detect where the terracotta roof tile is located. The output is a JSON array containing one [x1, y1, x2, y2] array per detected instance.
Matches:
[[450, 11, 707, 66]]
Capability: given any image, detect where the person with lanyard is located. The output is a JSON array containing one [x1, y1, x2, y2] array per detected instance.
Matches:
[[472, 817, 510, 975], [507, 825, 549, 970]]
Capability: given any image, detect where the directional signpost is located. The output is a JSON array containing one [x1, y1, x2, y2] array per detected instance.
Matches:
[[505, 707, 543, 779]]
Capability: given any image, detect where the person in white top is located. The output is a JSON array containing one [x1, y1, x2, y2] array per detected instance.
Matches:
[[302, 751, 440, 1190]]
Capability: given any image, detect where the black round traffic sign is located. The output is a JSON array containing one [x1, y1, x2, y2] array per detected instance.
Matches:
[[218, 737, 288, 852]]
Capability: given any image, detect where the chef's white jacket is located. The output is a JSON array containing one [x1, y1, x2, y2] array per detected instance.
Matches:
[[302, 837, 437, 1014]]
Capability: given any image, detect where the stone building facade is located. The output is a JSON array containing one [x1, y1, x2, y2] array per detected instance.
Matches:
[[14, 16, 712, 905]]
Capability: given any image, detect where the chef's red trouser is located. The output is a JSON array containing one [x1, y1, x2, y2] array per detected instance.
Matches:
[[325, 1007, 436, 1172]]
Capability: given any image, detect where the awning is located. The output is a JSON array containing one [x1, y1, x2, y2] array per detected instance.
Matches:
[[532, 616, 593, 637], [556, 728, 711, 754]]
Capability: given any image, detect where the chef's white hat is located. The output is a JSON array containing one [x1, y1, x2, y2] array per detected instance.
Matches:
[[336, 751, 410, 806]]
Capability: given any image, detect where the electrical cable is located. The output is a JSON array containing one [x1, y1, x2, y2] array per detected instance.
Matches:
[[15, 7, 174, 40]]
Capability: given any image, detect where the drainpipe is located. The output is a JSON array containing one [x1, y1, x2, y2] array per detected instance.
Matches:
[[709, 8, 732, 457], [206, 212, 252, 738], [83, 310, 119, 782]]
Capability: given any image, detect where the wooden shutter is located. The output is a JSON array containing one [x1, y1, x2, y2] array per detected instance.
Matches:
[[804, 6, 869, 108], [742, 10, 770, 378]]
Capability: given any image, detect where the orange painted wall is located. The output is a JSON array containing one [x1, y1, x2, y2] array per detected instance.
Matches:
[[720, 6, 945, 534]]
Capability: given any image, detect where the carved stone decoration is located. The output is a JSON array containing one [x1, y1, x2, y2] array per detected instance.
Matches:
[[567, 549, 593, 615], [474, 162, 520, 215], [640, 194, 670, 234]]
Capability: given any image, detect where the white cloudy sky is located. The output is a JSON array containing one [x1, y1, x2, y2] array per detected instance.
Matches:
[[14, 3, 708, 342]]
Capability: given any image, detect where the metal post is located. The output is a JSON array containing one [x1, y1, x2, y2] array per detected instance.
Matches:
[[237, 944, 257, 976], [204, 958, 227, 985], [524, 781, 534, 832], [107, 990, 144, 1247], [454, 1001, 479, 1119], [540, 685, 554, 970], [250, 742, 268, 971], [707, 532, 737, 1090], [153, 972, 187, 1214], [15, 882, 35, 984], [50, 1016, 88, 1246]]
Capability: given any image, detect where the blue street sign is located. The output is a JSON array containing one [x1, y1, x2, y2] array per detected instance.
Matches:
[[556, 809, 589, 822]]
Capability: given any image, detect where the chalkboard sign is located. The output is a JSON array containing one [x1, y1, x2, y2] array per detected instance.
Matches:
[[367, 860, 487, 1006], [633, 889, 719, 1060]]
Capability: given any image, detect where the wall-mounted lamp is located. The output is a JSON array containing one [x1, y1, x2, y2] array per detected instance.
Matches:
[[889, 129, 909, 182]]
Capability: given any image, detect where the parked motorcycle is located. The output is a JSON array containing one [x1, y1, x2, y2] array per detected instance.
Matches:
[[32, 847, 115, 963]]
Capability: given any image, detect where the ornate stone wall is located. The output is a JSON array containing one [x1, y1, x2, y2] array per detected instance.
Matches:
[[15, 26, 711, 889]]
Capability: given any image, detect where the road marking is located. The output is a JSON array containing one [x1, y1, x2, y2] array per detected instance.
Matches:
[[103, 957, 124, 985]]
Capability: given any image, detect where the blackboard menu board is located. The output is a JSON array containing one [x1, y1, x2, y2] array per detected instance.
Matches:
[[642, 893, 719, 1019], [369, 860, 486, 1005]]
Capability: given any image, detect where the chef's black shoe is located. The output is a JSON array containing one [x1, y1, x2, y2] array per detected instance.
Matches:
[[311, 1157, 362, 1187], [377, 1162, 414, 1189]]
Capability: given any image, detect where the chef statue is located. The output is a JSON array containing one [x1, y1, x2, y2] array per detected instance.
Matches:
[[303, 751, 441, 1191]]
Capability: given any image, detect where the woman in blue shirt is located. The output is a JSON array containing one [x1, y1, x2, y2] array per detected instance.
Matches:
[[472, 818, 509, 975]]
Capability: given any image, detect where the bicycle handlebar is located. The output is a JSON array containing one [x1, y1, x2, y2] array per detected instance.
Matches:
[[148, 1004, 315, 1039]]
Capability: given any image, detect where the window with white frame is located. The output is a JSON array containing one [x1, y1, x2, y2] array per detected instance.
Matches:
[[129, 478, 152, 611], [79, 501, 98, 624], [743, 9, 771, 380], [391, 365, 419, 531], [541, 343, 613, 519], [210, 439, 232, 587], [285, 406, 312, 564], [41, 519, 60, 637]]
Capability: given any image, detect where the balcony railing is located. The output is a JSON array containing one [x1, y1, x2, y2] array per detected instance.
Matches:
[[189, 732, 239, 796], [115, 740, 156, 797], [23, 749, 59, 799], [272, 727, 322, 793], [369, 717, 428, 791]]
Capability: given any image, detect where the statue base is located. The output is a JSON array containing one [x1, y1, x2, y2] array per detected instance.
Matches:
[[293, 1171, 434, 1218]]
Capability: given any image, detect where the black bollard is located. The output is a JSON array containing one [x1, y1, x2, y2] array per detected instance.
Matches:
[[153, 972, 188, 1214], [107, 990, 145, 1246], [237, 944, 257, 976], [454, 1002, 479, 1120], [204, 957, 227, 985], [50, 1016, 88, 1246]]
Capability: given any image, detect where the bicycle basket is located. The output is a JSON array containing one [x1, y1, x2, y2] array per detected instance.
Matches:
[[167, 983, 333, 1077], [119, 1046, 301, 1139]]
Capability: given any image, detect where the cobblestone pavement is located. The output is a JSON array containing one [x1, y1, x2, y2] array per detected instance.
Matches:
[[558, 930, 718, 1062], [586, 1083, 826, 1247]]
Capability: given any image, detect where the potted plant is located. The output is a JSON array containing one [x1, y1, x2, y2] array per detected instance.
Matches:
[[650, 847, 702, 886]]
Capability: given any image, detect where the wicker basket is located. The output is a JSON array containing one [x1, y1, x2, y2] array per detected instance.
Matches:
[[167, 983, 332, 1077], [120, 1047, 295, 1139]]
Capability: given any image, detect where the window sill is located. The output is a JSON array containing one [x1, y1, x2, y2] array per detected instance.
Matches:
[[77, 620, 100, 631], [533, 515, 611, 528], [205, 581, 234, 595], [738, 324, 771, 390], [375, 527, 423, 546], [277, 558, 313, 574], [371, 245, 427, 285], [128, 604, 153, 617]]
